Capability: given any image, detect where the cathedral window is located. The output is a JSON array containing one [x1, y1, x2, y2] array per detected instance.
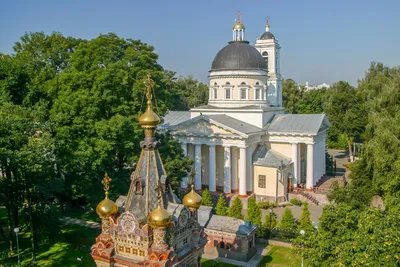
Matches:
[[225, 88, 231, 99], [258, 175, 266, 188], [255, 89, 260, 100], [240, 88, 247, 100], [214, 88, 217, 99]]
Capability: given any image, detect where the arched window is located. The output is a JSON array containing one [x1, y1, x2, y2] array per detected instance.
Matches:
[[214, 82, 217, 86], [225, 82, 231, 85], [213, 88, 218, 99], [241, 82, 246, 85], [262, 51, 269, 67]]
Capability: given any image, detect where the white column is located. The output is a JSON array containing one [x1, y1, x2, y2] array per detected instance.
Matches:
[[291, 143, 299, 188], [231, 147, 238, 191], [209, 145, 216, 192], [239, 147, 247, 196], [314, 141, 319, 185], [223, 146, 231, 194], [306, 143, 314, 190], [181, 142, 187, 157], [194, 144, 202, 190], [246, 145, 254, 193]]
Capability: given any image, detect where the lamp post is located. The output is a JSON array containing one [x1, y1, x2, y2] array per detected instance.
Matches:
[[300, 229, 305, 267], [269, 208, 273, 240], [14, 227, 20, 267]]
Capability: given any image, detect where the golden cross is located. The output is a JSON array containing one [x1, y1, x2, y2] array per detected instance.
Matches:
[[235, 11, 242, 23], [144, 74, 155, 104], [266, 16, 269, 25], [102, 173, 112, 196]]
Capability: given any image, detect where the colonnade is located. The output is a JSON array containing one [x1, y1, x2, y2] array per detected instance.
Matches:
[[181, 142, 252, 196]]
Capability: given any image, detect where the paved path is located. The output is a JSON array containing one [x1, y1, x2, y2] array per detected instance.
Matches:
[[60, 216, 100, 229]]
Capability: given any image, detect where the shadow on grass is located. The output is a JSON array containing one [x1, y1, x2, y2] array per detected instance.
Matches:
[[0, 223, 99, 267]]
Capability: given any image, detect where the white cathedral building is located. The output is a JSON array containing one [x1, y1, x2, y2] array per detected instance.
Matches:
[[161, 14, 330, 201]]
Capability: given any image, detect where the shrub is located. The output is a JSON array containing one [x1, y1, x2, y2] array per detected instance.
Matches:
[[290, 199, 303, 206], [258, 201, 277, 209]]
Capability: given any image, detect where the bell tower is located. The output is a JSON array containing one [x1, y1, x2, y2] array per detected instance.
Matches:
[[255, 17, 282, 107]]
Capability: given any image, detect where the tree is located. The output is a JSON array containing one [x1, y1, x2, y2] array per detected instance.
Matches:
[[282, 78, 304, 114], [324, 81, 367, 159], [215, 194, 228, 216], [297, 88, 327, 114], [297, 202, 314, 233], [279, 208, 296, 230], [245, 197, 261, 225], [263, 210, 278, 229], [201, 188, 213, 207], [170, 76, 209, 110], [228, 197, 244, 219]]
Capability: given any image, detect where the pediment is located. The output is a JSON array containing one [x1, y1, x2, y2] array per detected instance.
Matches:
[[171, 119, 241, 137]]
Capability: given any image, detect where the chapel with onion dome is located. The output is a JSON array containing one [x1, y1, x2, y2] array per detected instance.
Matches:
[[90, 75, 207, 267]]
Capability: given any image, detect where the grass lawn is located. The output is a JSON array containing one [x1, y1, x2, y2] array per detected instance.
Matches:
[[1, 221, 99, 267], [258, 245, 304, 267], [201, 258, 238, 267]]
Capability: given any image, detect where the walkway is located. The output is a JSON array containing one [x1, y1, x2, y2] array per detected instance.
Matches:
[[60, 216, 100, 229]]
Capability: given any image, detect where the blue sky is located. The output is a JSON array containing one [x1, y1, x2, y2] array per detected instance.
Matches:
[[1, 0, 399, 85]]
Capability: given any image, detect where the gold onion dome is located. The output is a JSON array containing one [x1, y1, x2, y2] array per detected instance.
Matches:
[[183, 185, 202, 210], [138, 74, 160, 126], [233, 22, 245, 30], [148, 200, 172, 228], [96, 173, 118, 219]]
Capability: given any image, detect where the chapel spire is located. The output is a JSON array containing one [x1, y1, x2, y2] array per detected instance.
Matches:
[[233, 11, 245, 41], [138, 74, 161, 138]]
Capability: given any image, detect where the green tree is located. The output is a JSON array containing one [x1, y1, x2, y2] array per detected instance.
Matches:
[[282, 78, 304, 113], [228, 197, 244, 219], [297, 88, 327, 114], [263, 210, 278, 229], [170, 76, 209, 110], [297, 202, 314, 233], [324, 81, 367, 158], [215, 194, 228, 216], [279, 208, 297, 230], [201, 188, 213, 207], [245, 197, 261, 225]]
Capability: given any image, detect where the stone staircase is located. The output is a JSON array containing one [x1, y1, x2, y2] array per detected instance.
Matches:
[[299, 191, 319, 205]]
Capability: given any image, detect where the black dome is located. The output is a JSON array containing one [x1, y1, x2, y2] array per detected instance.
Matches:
[[260, 32, 275, 40], [211, 41, 267, 71]]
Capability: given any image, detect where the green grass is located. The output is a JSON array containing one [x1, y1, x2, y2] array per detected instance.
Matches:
[[258, 245, 304, 267], [201, 258, 238, 267], [1, 222, 98, 267]]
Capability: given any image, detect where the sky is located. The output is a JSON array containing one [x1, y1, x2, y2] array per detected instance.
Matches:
[[1, 0, 399, 86]]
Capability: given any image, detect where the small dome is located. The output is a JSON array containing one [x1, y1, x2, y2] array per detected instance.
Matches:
[[211, 41, 267, 71], [148, 201, 172, 228], [260, 31, 275, 40], [96, 197, 118, 218], [138, 107, 160, 126], [183, 185, 202, 210], [233, 22, 245, 29]]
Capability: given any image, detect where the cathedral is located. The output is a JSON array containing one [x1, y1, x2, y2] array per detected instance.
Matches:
[[161, 12, 330, 201]]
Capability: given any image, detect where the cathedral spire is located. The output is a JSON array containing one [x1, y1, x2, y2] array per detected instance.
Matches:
[[233, 11, 245, 41], [265, 16, 270, 32], [138, 74, 160, 138]]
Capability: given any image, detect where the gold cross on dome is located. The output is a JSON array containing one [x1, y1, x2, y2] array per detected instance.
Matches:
[[235, 11, 242, 23], [144, 74, 155, 104], [102, 173, 112, 195], [265, 16, 269, 25]]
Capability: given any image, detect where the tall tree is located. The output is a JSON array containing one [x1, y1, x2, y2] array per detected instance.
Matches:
[[215, 194, 228, 216], [279, 207, 297, 230], [263, 210, 278, 229], [282, 78, 304, 114], [324, 81, 367, 159], [228, 197, 244, 219], [170, 76, 209, 110], [246, 197, 261, 225], [297, 202, 314, 233]]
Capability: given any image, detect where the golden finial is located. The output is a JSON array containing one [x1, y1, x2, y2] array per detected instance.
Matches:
[[96, 173, 118, 218], [233, 11, 245, 30], [183, 184, 202, 211], [138, 74, 161, 136], [102, 173, 112, 197], [148, 198, 171, 228]]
